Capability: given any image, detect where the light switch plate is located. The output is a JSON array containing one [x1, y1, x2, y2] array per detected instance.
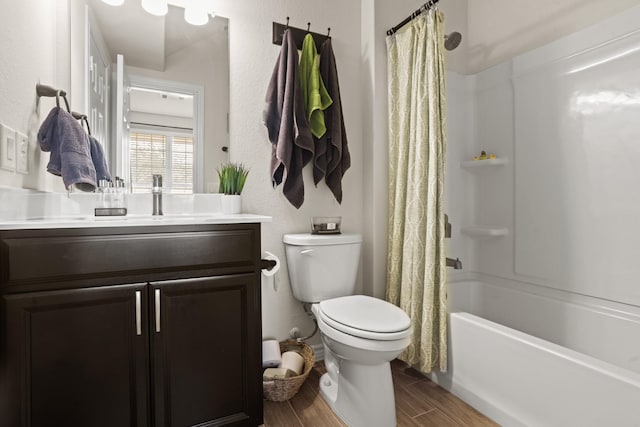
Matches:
[[0, 123, 16, 172], [15, 131, 28, 174]]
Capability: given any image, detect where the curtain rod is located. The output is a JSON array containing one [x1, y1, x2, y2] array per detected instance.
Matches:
[[386, 0, 440, 36]]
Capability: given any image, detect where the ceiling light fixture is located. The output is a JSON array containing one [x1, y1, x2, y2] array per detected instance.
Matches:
[[184, 0, 209, 26], [101, 0, 214, 26], [141, 0, 168, 16]]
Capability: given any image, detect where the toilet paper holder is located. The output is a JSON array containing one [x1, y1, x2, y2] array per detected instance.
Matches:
[[261, 259, 278, 271]]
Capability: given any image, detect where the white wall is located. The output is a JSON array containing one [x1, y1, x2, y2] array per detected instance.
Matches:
[[210, 0, 365, 343], [0, 0, 68, 191]]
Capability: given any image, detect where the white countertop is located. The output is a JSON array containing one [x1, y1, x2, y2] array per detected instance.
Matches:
[[0, 213, 272, 230], [0, 188, 271, 230]]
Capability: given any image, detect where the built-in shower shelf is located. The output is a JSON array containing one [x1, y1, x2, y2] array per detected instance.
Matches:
[[461, 225, 508, 239], [461, 157, 508, 172]]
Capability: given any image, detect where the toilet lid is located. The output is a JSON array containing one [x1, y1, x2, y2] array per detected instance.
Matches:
[[318, 295, 411, 340]]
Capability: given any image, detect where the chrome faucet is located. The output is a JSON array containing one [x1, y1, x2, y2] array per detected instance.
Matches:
[[152, 174, 163, 216], [446, 257, 463, 270]]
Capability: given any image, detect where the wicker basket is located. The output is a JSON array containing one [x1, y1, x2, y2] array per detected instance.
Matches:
[[263, 340, 315, 402]]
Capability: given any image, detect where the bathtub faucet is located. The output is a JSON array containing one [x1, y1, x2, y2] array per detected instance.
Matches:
[[446, 257, 463, 269]]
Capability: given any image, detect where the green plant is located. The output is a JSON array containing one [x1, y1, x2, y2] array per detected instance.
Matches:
[[217, 162, 249, 195]]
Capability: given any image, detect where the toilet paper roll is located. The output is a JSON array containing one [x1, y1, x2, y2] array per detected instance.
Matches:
[[261, 251, 280, 277], [262, 340, 281, 368], [280, 351, 305, 375]]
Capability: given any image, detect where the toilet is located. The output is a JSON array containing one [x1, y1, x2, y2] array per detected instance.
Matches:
[[283, 233, 411, 427]]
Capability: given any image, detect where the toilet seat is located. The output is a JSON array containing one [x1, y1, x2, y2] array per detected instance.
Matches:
[[317, 295, 411, 341]]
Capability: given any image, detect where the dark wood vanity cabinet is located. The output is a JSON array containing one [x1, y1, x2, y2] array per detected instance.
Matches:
[[0, 223, 263, 427]]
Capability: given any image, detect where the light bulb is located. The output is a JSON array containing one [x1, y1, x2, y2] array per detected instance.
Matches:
[[102, 0, 125, 6], [184, 1, 209, 26], [141, 0, 168, 16]]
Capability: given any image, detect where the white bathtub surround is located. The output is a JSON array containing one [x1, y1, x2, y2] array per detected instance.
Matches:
[[436, 5, 640, 425], [386, 11, 448, 373], [428, 277, 640, 426]]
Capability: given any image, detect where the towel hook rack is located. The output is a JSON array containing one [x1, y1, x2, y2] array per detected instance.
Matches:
[[272, 19, 331, 51], [36, 83, 71, 113], [72, 111, 92, 136]]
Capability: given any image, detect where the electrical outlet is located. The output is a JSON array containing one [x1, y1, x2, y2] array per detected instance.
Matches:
[[15, 131, 28, 174], [0, 123, 16, 172]]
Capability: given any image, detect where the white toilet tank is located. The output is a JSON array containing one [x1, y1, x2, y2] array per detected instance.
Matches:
[[283, 233, 363, 303]]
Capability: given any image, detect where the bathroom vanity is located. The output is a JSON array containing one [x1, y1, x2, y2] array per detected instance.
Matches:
[[0, 219, 266, 427]]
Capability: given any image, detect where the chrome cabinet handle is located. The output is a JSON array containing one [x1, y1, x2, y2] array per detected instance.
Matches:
[[155, 289, 161, 333], [135, 291, 142, 336]]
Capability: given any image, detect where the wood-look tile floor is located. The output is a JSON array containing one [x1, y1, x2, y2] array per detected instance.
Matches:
[[263, 359, 499, 427]]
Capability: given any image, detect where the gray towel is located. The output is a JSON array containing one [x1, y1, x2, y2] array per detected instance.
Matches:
[[38, 107, 97, 192], [89, 135, 111, 181], [263, 29, 314, 209], [313, 38, 350, 203]]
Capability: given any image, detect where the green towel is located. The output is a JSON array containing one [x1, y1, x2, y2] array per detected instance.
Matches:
[[299, 34, 333, 138]]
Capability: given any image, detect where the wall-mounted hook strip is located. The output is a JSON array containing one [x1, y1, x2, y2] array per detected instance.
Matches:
[[272, 20, 331, 51]]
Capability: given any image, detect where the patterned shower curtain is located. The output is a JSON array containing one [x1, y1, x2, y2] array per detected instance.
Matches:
[[386, 10, 448, 373]]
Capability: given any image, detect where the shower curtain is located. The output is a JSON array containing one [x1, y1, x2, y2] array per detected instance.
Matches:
[[386, 10, 448, 373]]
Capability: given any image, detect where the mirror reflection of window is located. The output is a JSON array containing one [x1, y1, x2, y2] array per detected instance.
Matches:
[[129, 86, 195, 194], [83, 0, 229, 193]]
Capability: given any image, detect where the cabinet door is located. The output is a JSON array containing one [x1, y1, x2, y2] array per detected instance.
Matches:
[[150, 274, 262, 427], [1, 283, 150, 427]]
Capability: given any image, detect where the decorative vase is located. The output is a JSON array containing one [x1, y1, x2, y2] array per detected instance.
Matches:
[[221, 194, 241, 214]]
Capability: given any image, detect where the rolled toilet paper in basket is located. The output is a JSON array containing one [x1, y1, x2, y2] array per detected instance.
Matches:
[[280, 351, 305, 376], [263, 367, 296, 381], [262, 340, 281, 368]]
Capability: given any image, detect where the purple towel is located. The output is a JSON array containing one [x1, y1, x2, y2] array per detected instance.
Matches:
[[263, 29, 314, 209], [89, 135, 111, 182], [38, 107, 97, 191], [314, 38, 350, 203]]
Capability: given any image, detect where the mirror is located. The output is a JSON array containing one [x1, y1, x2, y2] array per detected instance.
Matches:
[[83, 0, 229, 193]]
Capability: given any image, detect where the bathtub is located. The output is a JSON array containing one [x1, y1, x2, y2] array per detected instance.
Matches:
[[428, 278, 640, 427]]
